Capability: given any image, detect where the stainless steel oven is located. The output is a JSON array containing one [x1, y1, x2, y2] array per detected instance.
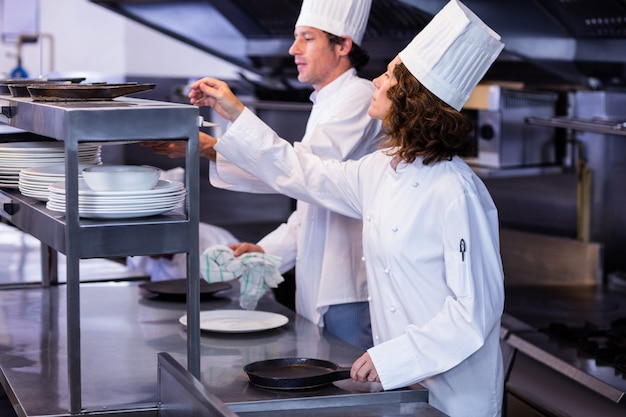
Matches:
[[463, 85, 559, 169]]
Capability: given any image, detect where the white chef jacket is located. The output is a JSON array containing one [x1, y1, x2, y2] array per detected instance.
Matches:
[[214, 108, 505, 417], [209, 69, 381, 325]]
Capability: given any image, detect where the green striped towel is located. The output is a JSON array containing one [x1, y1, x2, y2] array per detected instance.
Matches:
[[201, 245, 283, 310]]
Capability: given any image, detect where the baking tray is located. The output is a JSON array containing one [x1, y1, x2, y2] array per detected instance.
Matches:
[[27, 82, 156, 101]]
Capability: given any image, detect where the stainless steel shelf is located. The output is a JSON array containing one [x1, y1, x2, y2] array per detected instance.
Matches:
[[0, 94, 201, 415], [0, 189, 192, 258]]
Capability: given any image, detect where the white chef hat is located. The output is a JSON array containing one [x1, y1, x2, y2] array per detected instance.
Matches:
[[398, 0, 504, 111], [295, 0, 372, 46]]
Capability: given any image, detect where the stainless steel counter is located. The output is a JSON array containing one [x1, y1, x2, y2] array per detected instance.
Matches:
[[0, 281, 443, 416]]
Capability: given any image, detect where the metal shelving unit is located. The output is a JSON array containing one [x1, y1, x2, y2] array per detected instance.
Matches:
[[0, 95, 201, 414]]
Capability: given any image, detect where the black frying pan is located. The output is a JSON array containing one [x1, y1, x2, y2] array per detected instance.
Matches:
[[243, 358, 352, 390]]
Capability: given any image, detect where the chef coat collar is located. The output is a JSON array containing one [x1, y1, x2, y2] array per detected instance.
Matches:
[[309, 68, 358, 105]]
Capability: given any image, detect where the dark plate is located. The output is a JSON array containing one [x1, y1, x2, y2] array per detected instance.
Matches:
[[0, 77, 85, 95], [7, 81, 71, 97], [139, 278, 231, 301], [26, 82, 156, 101]]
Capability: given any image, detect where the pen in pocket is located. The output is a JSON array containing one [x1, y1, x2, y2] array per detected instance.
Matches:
[[460, 238, 466, 262]]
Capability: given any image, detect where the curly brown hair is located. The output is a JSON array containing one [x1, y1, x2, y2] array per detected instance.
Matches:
[[381, 62, 475, 165]]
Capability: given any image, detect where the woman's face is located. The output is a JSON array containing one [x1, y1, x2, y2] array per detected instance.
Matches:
[[368, 56, 400, 120]]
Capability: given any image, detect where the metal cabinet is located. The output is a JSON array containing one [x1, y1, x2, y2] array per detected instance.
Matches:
[[0, 96, 201, 414]]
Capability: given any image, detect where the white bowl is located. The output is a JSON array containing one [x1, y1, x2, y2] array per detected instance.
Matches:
[[82, 165, 160, 191]]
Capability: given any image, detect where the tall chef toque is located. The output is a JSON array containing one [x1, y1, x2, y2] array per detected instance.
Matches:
[[398, 0, 504, 111], [295, 0, 372, 46]]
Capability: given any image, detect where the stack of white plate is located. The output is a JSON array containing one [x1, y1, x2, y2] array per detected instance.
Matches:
[[19, 164, 97, 201], [0, 142, 101, 188], [46, 179, 186, 219]]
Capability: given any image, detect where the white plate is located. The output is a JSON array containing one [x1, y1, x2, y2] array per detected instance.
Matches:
[[20, 163, 95, 177], [47, 196, 185, 208], [46, 200, 182, 211], [179, 310, 289, 333], [0, 141, 93, 153], [47, 189, 186, 203], [45, 202, 179, 219], [49, 179, 183, 196]]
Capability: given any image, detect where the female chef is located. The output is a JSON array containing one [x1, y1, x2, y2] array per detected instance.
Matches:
[[187, 1, 505, 416]]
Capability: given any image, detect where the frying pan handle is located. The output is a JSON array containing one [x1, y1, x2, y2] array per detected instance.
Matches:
[[331, 367, 352, 381]]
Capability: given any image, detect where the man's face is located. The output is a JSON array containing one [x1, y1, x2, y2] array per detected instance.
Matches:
[[289, 26, 345, 91]]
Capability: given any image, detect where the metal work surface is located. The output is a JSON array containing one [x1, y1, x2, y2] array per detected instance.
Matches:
[[159, 352, 239, 417], [158, 352, 440, 417], [0, 282, 435, 416]]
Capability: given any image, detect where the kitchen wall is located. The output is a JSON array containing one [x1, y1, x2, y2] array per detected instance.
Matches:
[[0, 0, 242, 81]]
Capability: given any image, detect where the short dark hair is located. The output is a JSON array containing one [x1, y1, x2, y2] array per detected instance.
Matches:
[[326, 33, 370, 70], [381, 62, 475, 165]]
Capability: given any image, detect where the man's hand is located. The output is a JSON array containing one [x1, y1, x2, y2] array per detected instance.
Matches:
[[228, 242, 265, 257], [140, 132, 218, 161], [188, 77, 245, 122]]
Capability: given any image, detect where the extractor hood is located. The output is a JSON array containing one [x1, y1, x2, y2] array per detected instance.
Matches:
[[90, 0, 626, 91], [89, 0, 431, 82]]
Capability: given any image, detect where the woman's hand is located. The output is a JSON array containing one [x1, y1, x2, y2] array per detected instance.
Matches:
[[350, 352, 380, 383], [188, 77, 245, 122], [228, 242, 265, 257]]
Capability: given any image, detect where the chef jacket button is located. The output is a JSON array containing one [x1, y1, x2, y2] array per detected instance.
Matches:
[[412, 182, 419, 187], [390, 306, 396, 313], [367, 296, 372, 302], [384, 268, 390, 274], [361, 256, 366, 262], [366, 215, 371, 221], [375, 335, 380, 341], [392, 226, 398, 232]]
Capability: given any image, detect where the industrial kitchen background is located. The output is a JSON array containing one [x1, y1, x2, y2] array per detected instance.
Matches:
[[1, 1, 626, 417]]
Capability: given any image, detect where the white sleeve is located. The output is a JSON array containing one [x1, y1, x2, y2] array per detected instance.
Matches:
[[208, 153, 278, 194], [209, 79, 379, 192], [256, 209, 300, 274], [215, 108, 365, 219]]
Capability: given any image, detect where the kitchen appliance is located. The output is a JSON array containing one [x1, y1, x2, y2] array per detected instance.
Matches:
[[462, 84, 560, 169], [502, 286, 626, 417]]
